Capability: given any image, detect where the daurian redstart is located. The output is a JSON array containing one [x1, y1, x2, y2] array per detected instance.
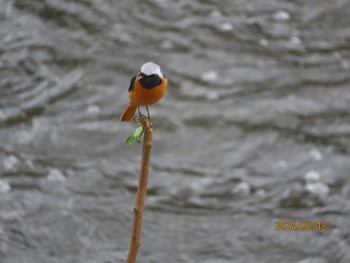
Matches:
[[120, 62, 167, 121]]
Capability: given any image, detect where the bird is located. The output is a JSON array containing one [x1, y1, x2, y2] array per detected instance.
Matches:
[[120, 62, 167, 122]]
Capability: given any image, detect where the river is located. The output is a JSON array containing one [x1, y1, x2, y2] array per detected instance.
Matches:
[[1, 1, 350, 262]]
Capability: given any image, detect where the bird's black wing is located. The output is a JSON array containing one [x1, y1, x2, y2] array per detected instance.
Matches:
[[128, 75, 137, 92]]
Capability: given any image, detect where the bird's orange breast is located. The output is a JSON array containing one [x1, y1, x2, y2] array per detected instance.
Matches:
[[129, 75, 167, 106]]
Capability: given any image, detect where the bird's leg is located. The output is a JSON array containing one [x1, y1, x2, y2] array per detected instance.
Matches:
[[138, 106, 142, 118], [146, 106, 151, 119]]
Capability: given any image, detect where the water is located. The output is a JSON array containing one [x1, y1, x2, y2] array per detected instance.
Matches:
[[1, 0, 350, 262]]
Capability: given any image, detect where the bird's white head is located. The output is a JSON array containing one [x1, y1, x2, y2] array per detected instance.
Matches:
[[140, 62, 163, 78]]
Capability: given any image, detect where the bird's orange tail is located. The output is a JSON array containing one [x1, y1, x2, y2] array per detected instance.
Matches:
[[120, 104, 137, 121]]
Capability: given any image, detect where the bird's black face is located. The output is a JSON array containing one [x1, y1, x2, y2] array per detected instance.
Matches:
[[139, 72, 162, 89]]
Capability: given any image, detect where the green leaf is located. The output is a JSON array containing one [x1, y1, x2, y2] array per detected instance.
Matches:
[[133, 126, 144, 142], [125, 126, 144, 145]]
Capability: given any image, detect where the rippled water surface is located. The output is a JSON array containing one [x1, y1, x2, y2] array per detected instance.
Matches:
[[1, 0, 350, 262]]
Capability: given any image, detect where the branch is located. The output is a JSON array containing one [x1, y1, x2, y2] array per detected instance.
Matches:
[[126, 115, 153, 263]]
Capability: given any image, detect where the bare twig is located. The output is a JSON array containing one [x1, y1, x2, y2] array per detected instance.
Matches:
[[126, 115, 153, 263]]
